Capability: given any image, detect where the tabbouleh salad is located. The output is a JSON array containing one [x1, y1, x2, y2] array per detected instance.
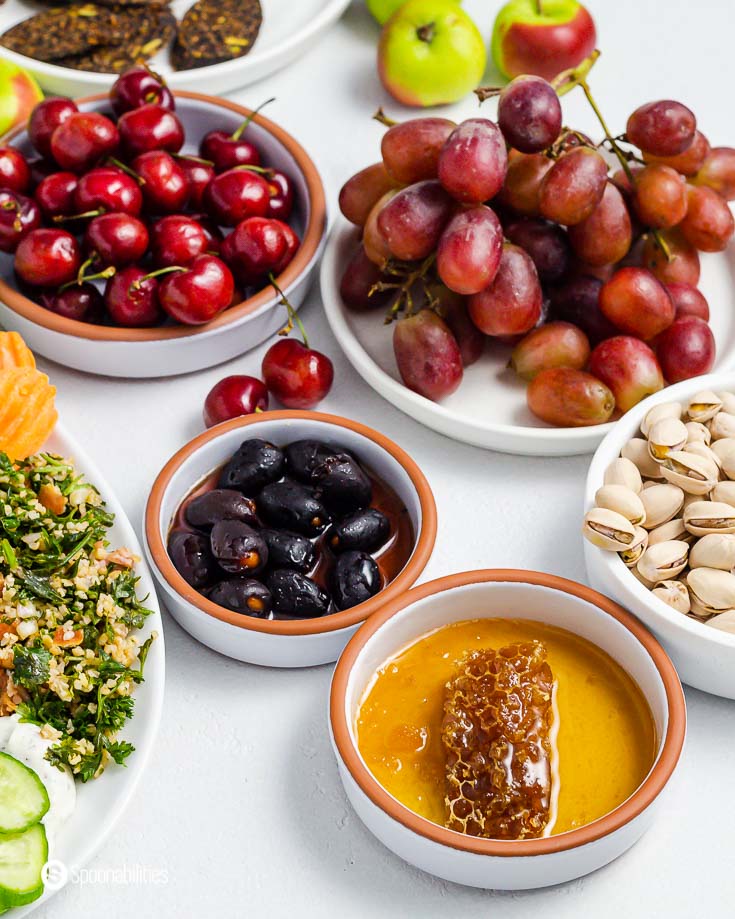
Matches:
[[0, 451, 156, 782]]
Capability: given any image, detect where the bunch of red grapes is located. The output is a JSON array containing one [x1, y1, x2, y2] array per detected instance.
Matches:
[[0, 67, 300, 328], [338, 68, 735, 427]]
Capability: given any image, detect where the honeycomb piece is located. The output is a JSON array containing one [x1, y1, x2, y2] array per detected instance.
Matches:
[[441, 641, 557, 840]]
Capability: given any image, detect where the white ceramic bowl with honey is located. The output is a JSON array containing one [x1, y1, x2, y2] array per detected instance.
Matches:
[[584, 371, 735, 699], [329, 570, 685, 890]]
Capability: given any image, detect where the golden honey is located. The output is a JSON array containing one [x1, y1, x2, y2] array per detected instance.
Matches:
[[356, 619, 657, 836]]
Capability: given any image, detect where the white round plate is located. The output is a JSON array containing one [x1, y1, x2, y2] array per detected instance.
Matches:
[[321, 217, 735, 456], [0, 0, 351, 98], [13, 421, 165, 916]]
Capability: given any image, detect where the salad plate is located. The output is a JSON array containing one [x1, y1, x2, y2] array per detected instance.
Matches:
[[3, 420, 165, 916], [320, 218, 735, 457]]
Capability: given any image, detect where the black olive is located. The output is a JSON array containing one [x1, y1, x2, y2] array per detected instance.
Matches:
[[218, 439, 284, 495], [266, 570, 330, 618], [314, 454, 372, 514], [257, 480, 329, 536], [207, 579, 272, 618], [331, 551, 381, 610], [168, 529, 218, 589], [326, 508, 390, 553], [210, 520, 268, 575], [284, 440, 349, 484], [185, 489, 257, 530], [261, 528, 316, 573]]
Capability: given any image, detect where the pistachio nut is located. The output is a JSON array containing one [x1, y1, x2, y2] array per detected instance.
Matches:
[[705, 609, 735, 634], [640, 401, 681, 437], [718, 444, 735, 481], [603, 457, 642, 494], [686, 391, 722, 423], [686, 567, 735, 615], [619, 526, 648, 567], [647, 517, 690, 546], [640, 483, 685, 529], [710, 437, 735, 462], [683, 500, 735, 535], [682, 490, 705, 512], [659, 450, 718, 495], [594, 485, 646, 525], [631, 567, 655, 590], [689, 533, 735, 571], [717, 392, 735, 415], [651, 579, 691, 614], [647, 417, 688, 461], [685, 421, 712, 445], [708, 412, 735, 441], [710, 481, 735, 506], [582, 508, 636, 551], [683, 441, 722, 470], [636, 540, 689, 583], [621, 438, 664, 479]]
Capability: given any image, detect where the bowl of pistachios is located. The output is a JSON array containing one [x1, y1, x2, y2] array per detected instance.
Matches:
[[584, 371, 735, 699]]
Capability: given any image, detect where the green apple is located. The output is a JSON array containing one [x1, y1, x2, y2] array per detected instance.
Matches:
[[366, 0, 461, 26], [491, 0, 597, 82], [0, 60, 43, 139], [378, 0, 486, 107]]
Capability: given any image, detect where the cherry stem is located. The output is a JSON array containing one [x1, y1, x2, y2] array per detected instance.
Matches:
[[53, 209, 103, 224], [231, 97, 276, 141], [108, 157, 145, 185], [254, 406, 264, 414], [269, 273, 309, 348], [373, 108, 398, 128], [132, 265, 185, 291], [232, 164, 275, 177], [59, 258, 115, 292], [1, 198, 22, 232], [474, 86, 502, 104], [173, 152, 214, 167]]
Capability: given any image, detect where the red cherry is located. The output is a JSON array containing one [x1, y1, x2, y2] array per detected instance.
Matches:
[[42, 283, 104, 323], [157, 255, 235, 325], [27, 158, 57, 189], [262, 338, 334, 409], [131, 151, 188, 213], [191, 215, 222, 253], [28, 98, 78, 159], [14, 228, 80, 287], [0, 190, 41, 253], [84, 213, 149, 267], [73, 167, 143, 217], [204, 168, 270, 226], [203, 375, 269, 427], [118, 104, 184, 158], [266, 170, 294, 221], [177, 157, 214, 210], [105, 266, 163, 327], [49, 111, 119, 173], [34, 172, 78, 219], [110, 66, 175, 116], [0, 148, 31, 194], [199, 128, 260, 173], [220, 217, 298, 285], [150, 215, 209, 267]]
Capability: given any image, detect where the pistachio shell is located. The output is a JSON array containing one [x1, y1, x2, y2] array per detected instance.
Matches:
[[683, 441, 722, 470], [621, 438, 664, 479], [651, 579, 691, 614], [595, 485, 646, 525], [688, 533, 735, 571], [705, 609, 735, 634], [687, 567, 735, 612], [647, 517, 690, 546], [636, 540, 689, 583], [640, 401, 681, 437], [659, 450, 718, 495], [583, 508, 636, 551], [603, 457, 642, 494], [647, 417, 688, 461], [719, 446, 735, 481], [682, 490, 705, 511], [717, 392, 735, 415], [708, 412, 735, 441], [710, 437, 735, 462], [685, 421, 711, 445], [640, 483, 684, 529], [684, 500, 735, 535], [686, 390, 722, 423], [619, 526, 648, 567], [710, 481, 735, 505], [631, 567, 655, 589]]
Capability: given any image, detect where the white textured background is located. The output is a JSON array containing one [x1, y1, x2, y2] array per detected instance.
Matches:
[[31, 0, 734, 915]]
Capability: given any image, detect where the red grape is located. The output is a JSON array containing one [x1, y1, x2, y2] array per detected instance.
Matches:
[[467, 243, 542, 336], [377, 180, 453, 261], [656, 316, 715, 382], [437, 119, 507, 204], [497, 76, 562, 154], [436, 205, 502, 295], [567, 183, 632, 266], [527, 369, 615, 427], [644, 130, 710, 176], [339, 246, 392, 310], [439, 291, 485, 366], [550, 276, 618, 345], [626, 100, 696, 157], [504, 217, 570, 283], [599, 267, 675, 340], [641, 230, 700, 286], [633, 164, 688, 228], [393, 310, 462, 401], [538, 147, 608, 225], [679, 185, 735, 252], [363, 189, 397, 266], [380, 117, 456, 184], [589, 336, 664, 411], [666, 282, 710, 321], [498, 152, 553, 216], [511, 322, 590, 381], [338, 162, 396, 227], [692, 146, 735, 200]]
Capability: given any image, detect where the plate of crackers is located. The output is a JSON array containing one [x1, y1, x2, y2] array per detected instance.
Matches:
[[0, 0, 352, 97]]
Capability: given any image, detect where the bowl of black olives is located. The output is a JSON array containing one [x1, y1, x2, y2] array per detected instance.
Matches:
[[144, 410, 437, 667]]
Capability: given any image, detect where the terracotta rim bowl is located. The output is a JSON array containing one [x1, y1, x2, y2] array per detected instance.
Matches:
[[0, 92, 327, 343], [330, 569, 686, 857], [145, 410, 438, 637]]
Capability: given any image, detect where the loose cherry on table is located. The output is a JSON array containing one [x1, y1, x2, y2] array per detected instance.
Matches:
[[149, 254, 235, 325], [118, 104, 185, 158], [84, 213, 150, 267], [220, 217, 299, 285], [203, 375, 269, 427], [199, 100, 273, 172], [49, 111, 119, 173], [204, 167, 271, 226], [72, 166, 143, 218], [105, 265, 163, 327], [176, 156, 215, 210], [0, 190, 41, 254], [42, 282, 104, 323], [28, 98, 78, 159], [131, 151, 189, 213], [14, 228, 81, 287], [150, 215, 210, 268], [34, 172, 78, 220], [0, 148, 31, 194], [110, 66, 175, 116]]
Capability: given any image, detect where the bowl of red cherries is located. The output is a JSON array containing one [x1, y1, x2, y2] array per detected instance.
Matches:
[[0, 67, 327, 378]]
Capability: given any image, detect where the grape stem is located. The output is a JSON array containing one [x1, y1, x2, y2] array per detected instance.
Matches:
[[269, 273, 309, 347], [373, 108, 398, 128], [371, 254, 438, 325], [474, 86, 502, 104]]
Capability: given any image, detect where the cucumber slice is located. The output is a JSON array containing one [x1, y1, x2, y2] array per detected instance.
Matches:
[[0, 752, 50, 834], [0, 824, 47, 908]]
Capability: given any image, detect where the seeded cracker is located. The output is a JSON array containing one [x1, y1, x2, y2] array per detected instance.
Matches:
[[0, 4, 125, 61], [172, 0, 262, 70]]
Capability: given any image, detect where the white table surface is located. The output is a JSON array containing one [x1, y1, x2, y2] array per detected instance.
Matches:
[[34, 1, 734, 915]]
